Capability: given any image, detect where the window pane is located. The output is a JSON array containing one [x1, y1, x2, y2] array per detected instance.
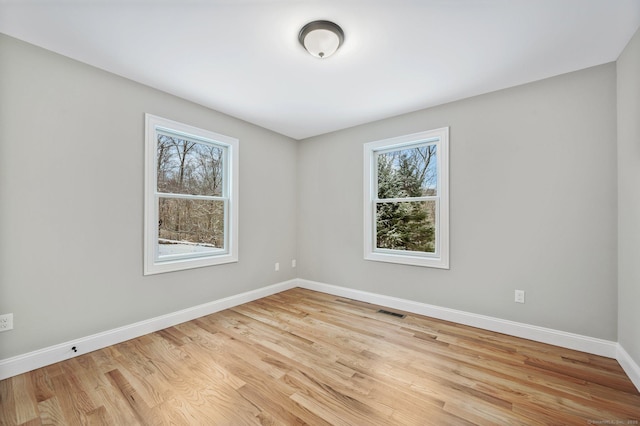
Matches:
[[157, 135, 224, 196], [377, 145, 437, 199], [158, 197, 225, 258], [376, 200, 436, 253]]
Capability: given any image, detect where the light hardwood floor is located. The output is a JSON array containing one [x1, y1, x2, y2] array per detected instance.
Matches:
[[1, 288, 639, 425]]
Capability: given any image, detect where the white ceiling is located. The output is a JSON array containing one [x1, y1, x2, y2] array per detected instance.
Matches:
[[1, 1, 639, 140]]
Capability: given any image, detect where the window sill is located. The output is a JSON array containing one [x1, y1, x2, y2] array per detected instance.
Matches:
[[364, 251, 449, 269]]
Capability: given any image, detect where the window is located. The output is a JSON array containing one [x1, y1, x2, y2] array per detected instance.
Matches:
[[363, 128, 449, 268], [144, 114, 238, 275]]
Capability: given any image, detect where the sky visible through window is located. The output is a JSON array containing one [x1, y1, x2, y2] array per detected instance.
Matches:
[[156, 134, 226, 258], [375, 143, 438, 253], [377, 144, 437, 198]]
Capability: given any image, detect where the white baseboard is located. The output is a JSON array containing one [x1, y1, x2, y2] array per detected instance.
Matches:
[[296, 279, 619, 359], [617, 344, 640, 392], [3, 277, 638, 394], [0, 279, 298, 381]]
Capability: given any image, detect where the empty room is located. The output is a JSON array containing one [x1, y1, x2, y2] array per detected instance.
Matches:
[[1, 0, 640, 424]]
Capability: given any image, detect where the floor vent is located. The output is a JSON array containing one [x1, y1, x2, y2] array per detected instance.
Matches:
[[377, 309, 406, 318]]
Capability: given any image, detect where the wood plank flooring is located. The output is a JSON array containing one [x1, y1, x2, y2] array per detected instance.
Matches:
[[1, 288, 639, 425]]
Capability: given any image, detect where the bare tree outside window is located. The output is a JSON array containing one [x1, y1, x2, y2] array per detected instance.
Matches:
[[156, 134, 226, 257], [145, 114, 238, 275]]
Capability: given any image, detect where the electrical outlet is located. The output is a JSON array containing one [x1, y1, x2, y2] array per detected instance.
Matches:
[[515, 290, 525, 304], [275, 262, 280, 272], [292, 259, 297, 268], [0, 313, 14, 332]]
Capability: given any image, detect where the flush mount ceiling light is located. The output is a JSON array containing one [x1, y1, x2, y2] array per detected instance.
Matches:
[[298, 20, 344, 59]]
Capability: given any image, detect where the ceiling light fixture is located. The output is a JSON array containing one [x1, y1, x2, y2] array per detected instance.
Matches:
[[298, 20, 344, 59]]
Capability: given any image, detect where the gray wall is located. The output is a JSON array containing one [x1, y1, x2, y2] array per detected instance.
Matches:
[[297, 63, 618, 340], [0, 30, 630, 362], [0, 35, 298, 359], [617, 28, 640, 364]]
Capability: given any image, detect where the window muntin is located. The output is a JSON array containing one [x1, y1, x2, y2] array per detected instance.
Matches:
[[145, 114, 238, 275], [364, 128, 449, 269]]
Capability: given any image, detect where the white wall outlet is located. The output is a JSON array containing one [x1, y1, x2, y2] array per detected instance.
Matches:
[[275, 262, 280, 272], [0, 313, 13, 332], [291, 259, 297, 268], [515, 290, 525, 304]]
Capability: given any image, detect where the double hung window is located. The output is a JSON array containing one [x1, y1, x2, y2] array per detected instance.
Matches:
[[363, 128, 449, 268], [144, 114, 238, 275]]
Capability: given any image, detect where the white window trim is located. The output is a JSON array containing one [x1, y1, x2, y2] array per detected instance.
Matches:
[[144, 114, 239, 275], [363, 127, 449, 269]]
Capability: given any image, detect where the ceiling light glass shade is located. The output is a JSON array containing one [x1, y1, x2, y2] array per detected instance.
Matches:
[[298, 20, 344, 59]]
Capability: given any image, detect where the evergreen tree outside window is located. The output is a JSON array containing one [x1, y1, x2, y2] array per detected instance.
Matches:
[[364, 128, 449, 268], [144, 114, 239, 275]]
